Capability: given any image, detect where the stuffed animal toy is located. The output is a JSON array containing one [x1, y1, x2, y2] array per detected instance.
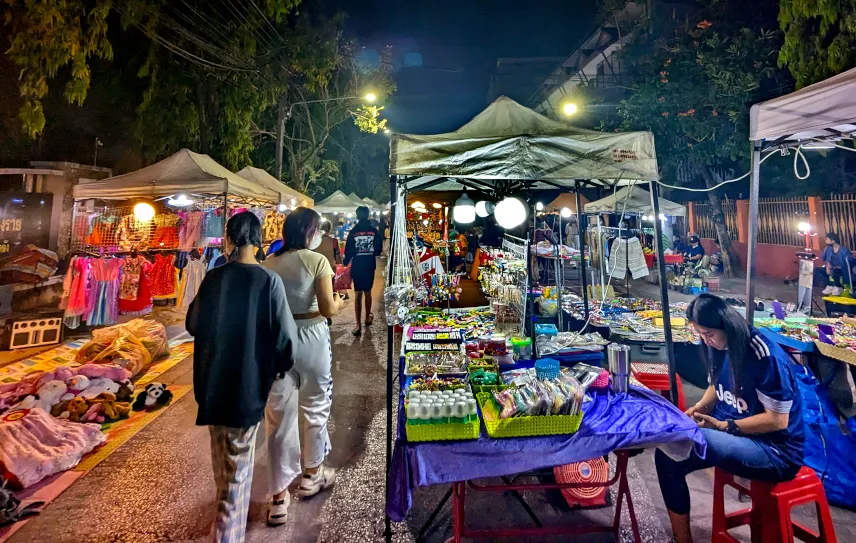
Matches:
[[79, 378, 117, 400], [10, 380, 68, 413], [55, 397, 90, 422], [132, 383, 173, 411], [0, 482, 44, 526], [76, 364, 131, 382], [35, 367, 75, 389], [89, 392, 131, 421], [60, 375, 91, 402], [114, 379, 134, 402]]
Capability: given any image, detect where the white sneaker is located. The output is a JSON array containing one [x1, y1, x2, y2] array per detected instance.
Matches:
[[297, 465, 336, 497], [267, 493, 290, 526], [822, 286, 834, 295], [832, 287, 844, 296]]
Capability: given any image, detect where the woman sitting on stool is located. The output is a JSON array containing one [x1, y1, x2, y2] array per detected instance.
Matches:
[[816, 232, 852, 296], [655, 294, 804, 543]]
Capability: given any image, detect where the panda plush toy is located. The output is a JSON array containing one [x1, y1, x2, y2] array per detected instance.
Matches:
[[132, 382, 174, 411]]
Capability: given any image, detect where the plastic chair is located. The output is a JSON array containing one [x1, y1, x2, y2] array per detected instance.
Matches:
[[712, 466, 837, 543], [629, 362, 686, 411]]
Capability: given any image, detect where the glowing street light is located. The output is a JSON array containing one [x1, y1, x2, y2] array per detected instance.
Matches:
[[560, 207, 572, 218], [383, 128, 391, 134], [562, 102, 578, 116], [364, 92, 378, 103]]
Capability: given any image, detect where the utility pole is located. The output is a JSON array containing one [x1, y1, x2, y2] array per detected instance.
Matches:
[[275, 103, 286, 181], [94, 137, 103, 167]]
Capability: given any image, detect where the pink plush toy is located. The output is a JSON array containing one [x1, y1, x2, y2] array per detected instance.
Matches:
[[76, 365, 131, 382]]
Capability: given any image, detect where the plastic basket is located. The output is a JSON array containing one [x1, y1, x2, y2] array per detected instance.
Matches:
[[535, 358, 560, 380], [405, 418, 481, 442], [476, 393, 583, 438], [468, 366, 506, 394]]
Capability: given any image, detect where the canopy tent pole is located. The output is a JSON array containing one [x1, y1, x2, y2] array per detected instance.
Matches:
[[385, 174, 397, 542], [529, 203, 538, 356], [746, 143, 762, 324], [649, 181, 679, 405], [556, 203, 564, 331], [576, 182, 590, 321]]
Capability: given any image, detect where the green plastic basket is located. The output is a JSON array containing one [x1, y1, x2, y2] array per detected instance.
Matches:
[[476, 392, 583, 438], [405, 418, 481, 442], [468, 366, 505, 395]]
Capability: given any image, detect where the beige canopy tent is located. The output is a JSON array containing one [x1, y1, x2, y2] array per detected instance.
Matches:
[[547, 193, 589, 214], [584, 186, 686, 216], [315, 190, 364, 214], [235, 166, 314, 207], [74, 149, 283, 202], [390, 96, 659, 185]]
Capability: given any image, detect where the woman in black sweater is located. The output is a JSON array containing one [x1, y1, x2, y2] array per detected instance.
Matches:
[[186, 211, 296, 542]]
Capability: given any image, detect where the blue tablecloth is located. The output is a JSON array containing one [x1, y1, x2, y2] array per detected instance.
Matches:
[[388, 381, 706, 521]]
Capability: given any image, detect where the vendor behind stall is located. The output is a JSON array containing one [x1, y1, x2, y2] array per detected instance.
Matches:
[[816, 232, 852, 296], [655, 294, 804, 543]]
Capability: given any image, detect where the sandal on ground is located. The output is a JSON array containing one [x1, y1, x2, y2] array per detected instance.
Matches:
[[267, 493, 291, 526], [352, 326, 361, 336], [365, 313, 374, 326]]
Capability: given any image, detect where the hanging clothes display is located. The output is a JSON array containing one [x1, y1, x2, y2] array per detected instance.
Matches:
[[116, 215, 153, 252], [177, 258, 207, 308], [62, 256, 91, 329], [149, 253, 178, 299], [119, 257, 154, 316], [262, 211, 286, 242], [607, 237, 649, 280], [150, 214, 180, 249], [204, 209, 225, 238], [85, 258, 123, 326], [178, 211, 204, 251]]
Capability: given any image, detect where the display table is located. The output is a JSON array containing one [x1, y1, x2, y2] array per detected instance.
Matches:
[[388, 361, 706, 536]]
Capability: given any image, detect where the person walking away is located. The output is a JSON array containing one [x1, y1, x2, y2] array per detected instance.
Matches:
[[817, 232, 852, 295], [186, 212, 296, 542], [344, 206, 382, 336], [263, 207, 346, 524], [315, 220, 344, 322], [654, 294, 804, 543], [565, 213, 580, 250]]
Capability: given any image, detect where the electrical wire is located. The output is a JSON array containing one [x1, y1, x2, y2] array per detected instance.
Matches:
[[654, 151, 778, 192]]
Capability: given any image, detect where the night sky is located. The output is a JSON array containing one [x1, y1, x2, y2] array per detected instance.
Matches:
[[335, 0, 599, 134]]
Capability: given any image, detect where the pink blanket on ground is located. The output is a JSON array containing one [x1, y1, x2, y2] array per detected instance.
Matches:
[[0, 408, 105, 488]]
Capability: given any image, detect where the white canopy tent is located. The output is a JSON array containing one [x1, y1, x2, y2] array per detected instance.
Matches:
[[74, 149, 282, 202], [746, 67, 856, 322], [314, 190, 364, 214], [390, 96, 659, 185], [584, 186, 686, 217], [235, 166, 314, 207], [361, 197, 383, 210]]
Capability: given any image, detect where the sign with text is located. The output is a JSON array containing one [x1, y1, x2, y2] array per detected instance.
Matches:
[[404, 327, 464, 353], [0, 193, 53, 254]]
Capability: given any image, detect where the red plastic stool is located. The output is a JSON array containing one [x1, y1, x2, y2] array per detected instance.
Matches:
[[630, 362, 686, 411], [712, 466, 837, 543]]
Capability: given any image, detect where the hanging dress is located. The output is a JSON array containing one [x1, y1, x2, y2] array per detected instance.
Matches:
[[119, 257, 153, 316], [204, 209, 225, 239], [149, 253, 178, 299], [178, 211, 204, 251], [177, 259, 207, 308], [62, 257, 91, 329], [85, 258, 122, 326]]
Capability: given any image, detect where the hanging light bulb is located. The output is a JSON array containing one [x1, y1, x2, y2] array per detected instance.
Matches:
[[494, 197, 527, 229], [475, 201, 494, 218], [133, 202, 155, 222], [453, 193, 476, 224], [658, 213, 666, 221], [535, 202, 544, 211], [432, 202, 442, 209], [411, 201, 425, 209], [560, 207, 572, 218], [167, 194, 193, 207]]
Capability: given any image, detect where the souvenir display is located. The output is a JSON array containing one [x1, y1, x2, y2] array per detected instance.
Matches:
[[427, 273, 462, 305], [404, 351, 468, 376]]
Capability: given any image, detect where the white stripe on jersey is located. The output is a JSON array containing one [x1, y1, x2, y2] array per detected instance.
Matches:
[[750, 336, 770, 360]]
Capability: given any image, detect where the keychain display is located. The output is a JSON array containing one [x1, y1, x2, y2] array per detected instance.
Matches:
[[427, 274, 462, 305]]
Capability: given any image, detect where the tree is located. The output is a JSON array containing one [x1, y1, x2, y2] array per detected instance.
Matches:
[[778, 0, 856, 88], [604, 0, 786, 277]]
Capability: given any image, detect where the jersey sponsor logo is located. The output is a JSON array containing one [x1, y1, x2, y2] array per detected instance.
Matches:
[[716, 383, 748, 414]]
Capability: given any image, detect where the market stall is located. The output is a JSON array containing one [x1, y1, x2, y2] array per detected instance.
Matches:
[[68, 149, 293, 328], [234, 166, 314, 208], [383, 96, 696, 541]]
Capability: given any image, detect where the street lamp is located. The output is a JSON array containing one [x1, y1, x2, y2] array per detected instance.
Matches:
[[562, 102, 578, 116], [365, 92, 378, 103], [383, 128, 391, 134]]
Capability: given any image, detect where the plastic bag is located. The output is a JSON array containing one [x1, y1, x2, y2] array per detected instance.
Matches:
[[76, 319, 170, 377], [334, 264, 351, 291]]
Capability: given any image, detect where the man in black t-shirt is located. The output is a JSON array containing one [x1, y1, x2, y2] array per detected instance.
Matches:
[[344, 206, 382, 336]]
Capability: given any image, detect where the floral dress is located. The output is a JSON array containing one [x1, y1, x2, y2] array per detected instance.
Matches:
[[118, 255, 153, 315]]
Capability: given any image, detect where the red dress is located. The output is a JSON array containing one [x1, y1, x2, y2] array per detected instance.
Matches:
[[149, 253, 177, 299], [118, 262, 153, 315]]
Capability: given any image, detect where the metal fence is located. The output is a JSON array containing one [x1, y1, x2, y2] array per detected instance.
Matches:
[[823, 194, 856, 250], [756, 197, 810, 246], [694, 200, 738, 241]]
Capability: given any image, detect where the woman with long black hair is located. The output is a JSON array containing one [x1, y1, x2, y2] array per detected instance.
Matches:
[[262, 207, 345, 525], [655, 294, 805, 543], [187, 212, 296, 542]]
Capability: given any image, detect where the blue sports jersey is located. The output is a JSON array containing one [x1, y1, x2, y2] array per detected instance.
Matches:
[[710, 328, 805, 464]]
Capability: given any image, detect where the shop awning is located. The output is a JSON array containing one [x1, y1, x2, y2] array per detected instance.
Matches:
[[73, 149, 281, 202], [315, 190, 365, 214], [750, 67, 856, 142], [235, 166, 314, 207], [390, 96, 659, 186], [584, 185, 686, 217]]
